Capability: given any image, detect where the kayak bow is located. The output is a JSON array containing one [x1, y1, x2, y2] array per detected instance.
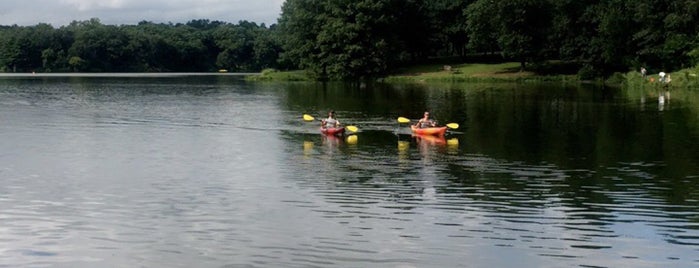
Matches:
[[410, 125, 447, 136], [321, 127, 346, 136]]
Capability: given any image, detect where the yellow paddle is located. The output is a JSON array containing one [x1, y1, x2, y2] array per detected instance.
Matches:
[[397, 117, 411, 123], [303, 114, 359, 132], [397, 117, 459, 129], [346, 134, 358, 144]]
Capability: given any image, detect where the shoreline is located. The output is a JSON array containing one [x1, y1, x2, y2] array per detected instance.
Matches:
[[0, 72, 260, 78], [249, 62, 581, 83]]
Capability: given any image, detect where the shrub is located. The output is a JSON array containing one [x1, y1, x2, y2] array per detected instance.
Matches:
[[577, 64, 599, 80]]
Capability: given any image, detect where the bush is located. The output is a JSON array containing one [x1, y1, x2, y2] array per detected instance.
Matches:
[[606, 72, 626, 85], [577, 64, 599, 80], [688, 48, 699, 66], [261, 68, 278, 76], [246, 69, 312, 82]]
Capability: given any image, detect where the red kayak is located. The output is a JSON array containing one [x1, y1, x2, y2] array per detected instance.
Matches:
[[321, 127, 345, 136], [411, 125, 447, 136]]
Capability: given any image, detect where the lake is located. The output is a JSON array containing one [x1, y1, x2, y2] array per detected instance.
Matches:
[[0, 74, 697, 267]]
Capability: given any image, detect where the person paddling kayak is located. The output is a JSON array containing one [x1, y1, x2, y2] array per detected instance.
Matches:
[[321, 110, 344, 135], [414, 111, 436, 128], [321, 110, 341, 129]]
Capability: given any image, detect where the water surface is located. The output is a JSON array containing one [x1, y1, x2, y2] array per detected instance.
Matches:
[[0, 75, 697, 267]]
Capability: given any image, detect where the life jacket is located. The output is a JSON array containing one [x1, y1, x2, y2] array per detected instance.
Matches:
[[419, 119, 435, 128], [324, 118, 339, 128]]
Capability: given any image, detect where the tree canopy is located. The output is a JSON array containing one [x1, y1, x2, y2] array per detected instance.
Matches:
[[0, 18, 279, 72], [276, 0, 698, 79], [0, 0, 697, 79]]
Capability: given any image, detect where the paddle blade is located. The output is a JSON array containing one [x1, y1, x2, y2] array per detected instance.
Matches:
[[303, 141, 314, 151], [446, 123, 459, 129], [346, 125, 358, 132], [397, 117, 411, 123], [447, 138, 459, 146], [346, 134, 358, 144], [397, 140, 410, 151], [303, 114, 315, 121]]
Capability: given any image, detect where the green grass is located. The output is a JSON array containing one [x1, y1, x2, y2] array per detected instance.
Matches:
[[246, 62, 580, 83], [383, 62, 542, 83], [383, 62, 579, 83], [397, 62, 524, 76], [623, 66, 699, 89], [245, 62, 699, 85]]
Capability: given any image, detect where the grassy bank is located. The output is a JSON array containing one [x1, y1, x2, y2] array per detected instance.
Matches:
[[381, 62, 577, 83], [246, 69, 313, 82], [623, 66, 699, 89], [247, 62, 578, 83]]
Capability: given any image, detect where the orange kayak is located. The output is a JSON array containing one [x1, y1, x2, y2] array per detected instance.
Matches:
[[414, 134, 446, 145], [411, 125, 447, 136]]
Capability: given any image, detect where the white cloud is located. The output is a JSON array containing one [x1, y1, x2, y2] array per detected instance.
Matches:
[[59, 0, 127, 11], [0, 0, 285, 26]]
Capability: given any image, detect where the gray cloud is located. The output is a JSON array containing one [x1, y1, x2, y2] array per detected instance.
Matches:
[[0, 0, 284, 26]]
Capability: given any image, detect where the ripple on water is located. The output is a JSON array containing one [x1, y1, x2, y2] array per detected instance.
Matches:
[[2, 78, 698, 267]]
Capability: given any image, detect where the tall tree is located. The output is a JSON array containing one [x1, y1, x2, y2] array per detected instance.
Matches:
[[424, 0, 473, 57], [467, 0, 553, 70], [277, 0, 325, 73], [278, 0, 427, 80], [465, 0, 499, 55], [632, 0, 699, 70], [549, 0, 598, 62], [587, 0, 637, 75], [252, 24, 282, 70], [67, 19, 134, 71], [212, 21, 264, 71]]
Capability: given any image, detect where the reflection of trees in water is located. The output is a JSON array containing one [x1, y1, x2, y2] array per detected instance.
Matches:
[[461, 85, 698, 200], [280, 82, 699, 239], [285, 131, 452, 211], [440, 154, 699, 242], [282, 122, 699, 251]]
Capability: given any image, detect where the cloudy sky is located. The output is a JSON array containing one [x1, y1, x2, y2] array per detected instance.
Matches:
[[0, 0, 286, 26]]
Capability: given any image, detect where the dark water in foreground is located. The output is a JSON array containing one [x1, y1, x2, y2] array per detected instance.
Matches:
[[0, 75, 697, 267]]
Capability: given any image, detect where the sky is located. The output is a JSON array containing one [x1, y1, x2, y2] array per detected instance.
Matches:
[[0, 0, 286, 27]]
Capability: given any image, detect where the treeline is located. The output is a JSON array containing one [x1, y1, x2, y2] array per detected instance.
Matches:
[[0, 18, 281, 72], [279, 0, 699, 79], [1, 0, 698, 80]]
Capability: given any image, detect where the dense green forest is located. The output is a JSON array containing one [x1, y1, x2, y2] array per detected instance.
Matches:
[[0, 18, 280, 73], [1, 0, 698, 80]]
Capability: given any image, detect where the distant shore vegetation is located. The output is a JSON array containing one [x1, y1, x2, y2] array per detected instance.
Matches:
[[1, 0, 698, 83], [250, 61, 579, 83], [0, 18, 280, 73]]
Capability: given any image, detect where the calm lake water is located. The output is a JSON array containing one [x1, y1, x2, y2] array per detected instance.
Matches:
[[0, 74, 697, 267]]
